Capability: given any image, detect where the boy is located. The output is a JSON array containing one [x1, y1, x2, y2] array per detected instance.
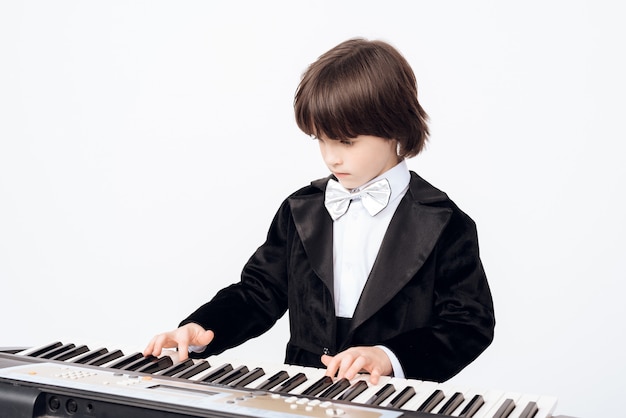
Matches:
[[144, 38, 495, 385]]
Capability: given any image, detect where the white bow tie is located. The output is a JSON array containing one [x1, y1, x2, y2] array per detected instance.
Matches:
[[324, 178, 391, 221]]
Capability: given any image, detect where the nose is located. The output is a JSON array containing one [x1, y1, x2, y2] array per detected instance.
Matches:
[[320, 141, 342, 167]]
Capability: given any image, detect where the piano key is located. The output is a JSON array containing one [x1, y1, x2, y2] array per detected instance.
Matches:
[[69, 348, 109, 364], [199, 363, 234, 383], [135, 355, 174, 374], [319, 377, 351, 399], [426, 384, 473, 416], [507, 393, 558, 418], [457, 393, 485, 417], [517, 401, 538, 418], [387, 385, 417, 408], [17, 341, 63, 357], [285, 367, 327, 395], [417, 388, 446, 412], [336, 379, 368, 401], [364, 382, 396, 405], [272, 372, 308, 393], [254, 370, 290, 390], [376, 377, 421, 408], [474, 391, 523, 418], [106, 352, 143, 369], [491, 398, 516, 418], [212, 365, 249, 385], [397, 380, 441, 411], [300, 376, 333, 396], [156, 358, 194, 376], [118, 355, 159, 371], [347, 375, 391, 404], [453, 388, 500, 418], [172, 360, 211, 379], [39, 343, 76, 359], [49, 345, 90, 362], [229, 367, 265, 388], [437, 391, 465, 416], [85, 349, 124, 366], [534, 395, 559, 418]]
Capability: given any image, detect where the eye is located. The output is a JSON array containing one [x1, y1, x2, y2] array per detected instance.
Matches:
[[340, 139, 354, 146]]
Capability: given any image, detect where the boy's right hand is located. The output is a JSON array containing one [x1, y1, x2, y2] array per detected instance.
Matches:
[[143, 323, 215, 362]]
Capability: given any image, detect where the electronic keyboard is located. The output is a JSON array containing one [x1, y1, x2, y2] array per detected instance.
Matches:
[[0, 342, 562, 418]]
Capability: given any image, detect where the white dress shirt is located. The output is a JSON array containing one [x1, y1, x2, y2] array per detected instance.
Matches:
[[331, 159, 410, 377]]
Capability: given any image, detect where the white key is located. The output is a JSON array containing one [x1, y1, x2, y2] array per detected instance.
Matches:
[[378, 377, 421, 408], [454, 389, 505, 417], [506, 393, 558, 418], [475, 391, 524, 418], [400, 380, 444, 411], [347, 375, 393, 404], [430, 384, 471, 415]]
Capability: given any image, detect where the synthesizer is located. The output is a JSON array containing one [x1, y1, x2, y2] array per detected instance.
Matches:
[[0, 342, 560, 418]]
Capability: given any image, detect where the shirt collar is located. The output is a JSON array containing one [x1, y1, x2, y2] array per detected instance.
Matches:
[[356, 159, 410, 203]]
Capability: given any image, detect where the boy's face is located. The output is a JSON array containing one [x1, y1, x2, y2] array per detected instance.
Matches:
[[317, 135, 400, 190]]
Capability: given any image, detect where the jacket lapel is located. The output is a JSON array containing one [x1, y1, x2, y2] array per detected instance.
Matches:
[[288, 176, 335, 295], [350, 173, 452, 332]]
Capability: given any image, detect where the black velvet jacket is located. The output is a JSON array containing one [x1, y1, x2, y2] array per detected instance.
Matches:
[[182, 171, 495, 382]]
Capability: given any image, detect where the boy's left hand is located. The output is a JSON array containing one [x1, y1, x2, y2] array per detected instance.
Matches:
[[321, 346, 392, 385]]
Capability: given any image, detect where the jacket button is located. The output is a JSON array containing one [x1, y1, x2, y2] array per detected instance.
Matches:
[[323, 347, 330, 355]]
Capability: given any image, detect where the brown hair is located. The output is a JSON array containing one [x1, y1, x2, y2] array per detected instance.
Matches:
[[294, 38, 429, 158]]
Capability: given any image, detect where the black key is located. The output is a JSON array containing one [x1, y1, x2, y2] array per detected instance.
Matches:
[[319, 378, 351, 399], [417, 389, 446, 412], [273, 372, 307, 393], [39, 343, 76, 359], [85, 349, 124, 366], [336, 380, 368, 401], [200, 363, 234, 383], [388, 386, 416, 408], [300, 376, 333, 396], [255, 371, 289, 391], [458, 394, 484, 417], [107, 352, 143, 369], [157, 358, 194, 376], [172, 360, 211, 379], [518, 401, 539, 418], [492, 398, 516, 418], [70, 348, 109, 364], [213, 366, 249, 385], [50, 345, 90, 362], [230, 367, 265, 387], [135, 356, 174, 374], [439, 392, 465, 415], [118, 355, 157, 371], [365, 383, 396, 405], [22, 342, 63, 357]]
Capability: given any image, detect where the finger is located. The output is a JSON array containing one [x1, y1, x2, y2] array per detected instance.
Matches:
[[143, 338, 155, 357], [367, 367, 381, 385], [342, 355, 366, 380], [177, 342, 190, 362], [336, 354, 357, 380], [148, 336, 164, 357], [322, 355, 342, 379], [151, 334, 172, 357]]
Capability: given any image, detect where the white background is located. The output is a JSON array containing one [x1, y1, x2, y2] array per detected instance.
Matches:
[[1, 1, 624, 417]]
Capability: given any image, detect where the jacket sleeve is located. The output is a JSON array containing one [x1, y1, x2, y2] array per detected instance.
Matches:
[[385, 206, 495, 382], [180, 198, 294, 356]]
